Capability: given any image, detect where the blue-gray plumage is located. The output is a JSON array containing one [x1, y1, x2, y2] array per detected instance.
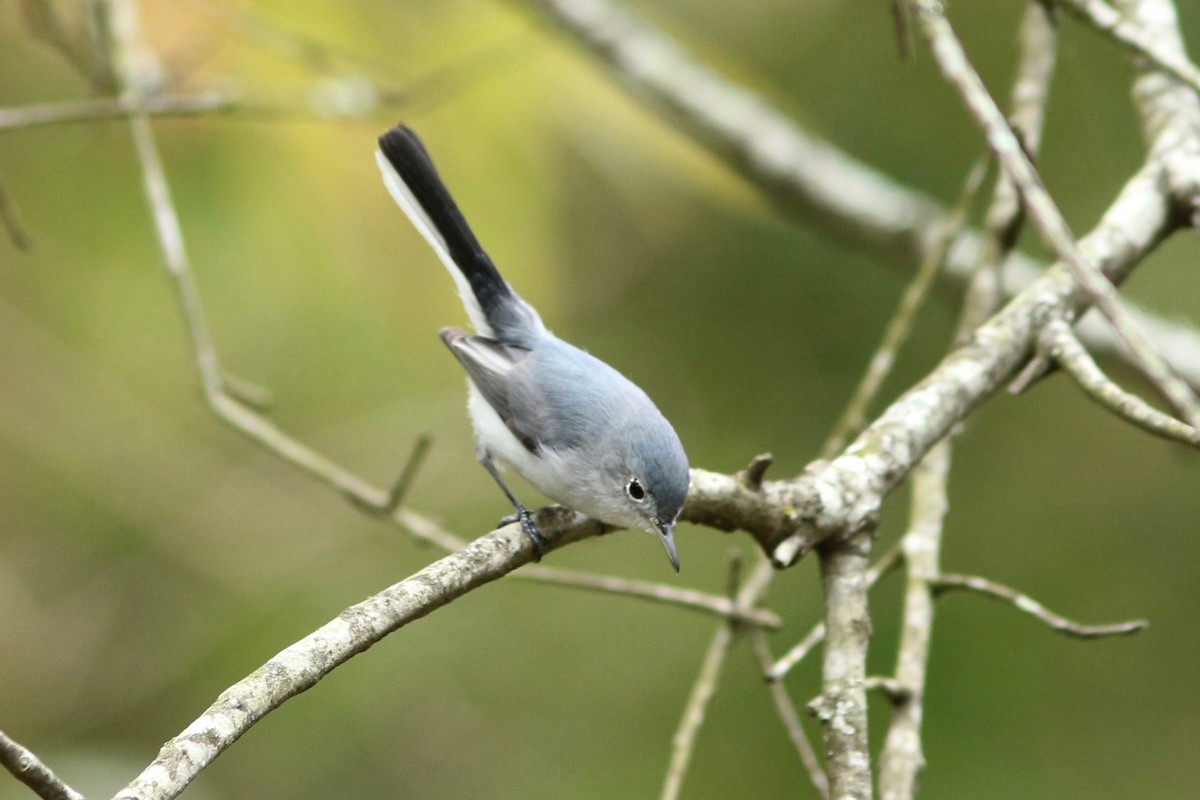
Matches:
[[377, 124, 689, 571]]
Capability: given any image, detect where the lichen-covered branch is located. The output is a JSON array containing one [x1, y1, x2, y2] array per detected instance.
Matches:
[[811, 532, 874, 800], [910, 0, 1200, 428], [516, 0, 1200, 388], [113, 522, 590, 800]]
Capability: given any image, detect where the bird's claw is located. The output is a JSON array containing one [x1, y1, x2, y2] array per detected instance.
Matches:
[[500, 508, 547, 561]]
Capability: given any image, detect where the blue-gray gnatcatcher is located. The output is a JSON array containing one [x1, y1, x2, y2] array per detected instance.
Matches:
[[376, 125, 690, 571]]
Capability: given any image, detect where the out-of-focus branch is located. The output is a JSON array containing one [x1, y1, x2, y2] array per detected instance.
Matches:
[[515, 0, 1200, 389], [19, 0, 117, 92], [932, 574, 1149, 638], [0, 729, 84, 800], [0, 173, 32, 249], [1055, 0, 1200, 96], [0, 93, 236, 131], [516, 564, 782, 627], [962, 0, 1058, 334], [750, 631, 828, 798], [910, 0, 1200, 428], [660, 557, 771, 800], [877, 440, 950, 800], [820, 154, 990, 459]]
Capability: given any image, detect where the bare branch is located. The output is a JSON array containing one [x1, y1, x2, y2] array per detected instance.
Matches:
[[750, 630, 828, 799], [0, 173, 32, 250], [515, 564, 782, 628], [113, 521, 589, 800], [820, 154, 990, 458], [660, 557, 772, 800], [0, 728, 85, 800], [517, 0, 1200, 389], [960, 0, 1058, 337], [863, 677, 912, 706], [1055, 0, 1200, 96], [811, 531, 874, 800], [768, 541, 904, 681], [877, 440, 951, 800], [910, 0, 1200, 428], [383, 434, 433, 512], [18, 0, 117, 91], [0, 94, 236, 132], [1041, 319, 1200, 446], [933, 574, 1149, 639]]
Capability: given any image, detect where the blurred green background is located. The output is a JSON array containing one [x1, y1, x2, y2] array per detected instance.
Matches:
[[2, 1, 1199, 798]]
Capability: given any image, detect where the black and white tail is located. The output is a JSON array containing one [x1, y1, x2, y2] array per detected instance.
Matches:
[[376, 125, 542, 342]]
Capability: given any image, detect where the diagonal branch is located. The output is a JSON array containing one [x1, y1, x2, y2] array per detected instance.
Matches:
[[660, 556, 772, 800], [910, 0, 1200, 428], [0, 729, 85, 800], [113, 521, 590, 800], [1055, 0, 1200, 96], [1040, 319, 1200, 446], [516, 0, 1200, 389]]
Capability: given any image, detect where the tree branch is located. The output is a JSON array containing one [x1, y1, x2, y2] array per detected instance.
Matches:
[[1041, 319, 1200, 446], [811, 531, 874, 800], [1056, 0, 1200, 96], [660, 556, 772, 800], [932, 574, 1149, 639], [750, 630, 828, 798], [0, 729, 84, 800], [910, 0, 1200, 428], [515, 0, 1200, 389], [112, 518, 602, 800], [877, 440, 950, 800]]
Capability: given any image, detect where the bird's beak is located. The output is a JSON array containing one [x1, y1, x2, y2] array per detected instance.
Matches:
[[656, 520, 681, 573]]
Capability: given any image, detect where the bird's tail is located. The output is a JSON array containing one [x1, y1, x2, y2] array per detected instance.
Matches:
[[376, 125, 543, 342]]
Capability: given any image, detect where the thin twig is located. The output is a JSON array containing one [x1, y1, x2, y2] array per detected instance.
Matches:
[[1041, 319, 1200, 446], [768, 539, 904, 680], [820, 153, 990, 458], [750, 630, 828, 798], [384, 434, 432, 511], [0, 728, 85, 800], [960, 0, 1059, 339], [1055, 0, 1200, 96], [933, 573, 1148, 639], [660, 555, 771, 800], [520, 0, 1200, 390], [516, 564, 781, 628], [864, 676, 912, 705], [0, 173, 32, 250], [18, 0, 117, 91], [909, 0, 1200, 428], [877, 439, 951, 800], [0, 93, 236, 132]]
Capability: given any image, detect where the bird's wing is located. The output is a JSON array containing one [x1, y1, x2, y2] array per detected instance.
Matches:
[[439, 327, 544, 454]]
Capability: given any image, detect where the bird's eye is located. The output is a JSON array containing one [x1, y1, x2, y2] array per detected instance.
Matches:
[[626, 478, 646, 502]]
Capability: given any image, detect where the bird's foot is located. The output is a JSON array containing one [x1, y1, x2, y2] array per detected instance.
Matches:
[[500, 508, 547, 561]]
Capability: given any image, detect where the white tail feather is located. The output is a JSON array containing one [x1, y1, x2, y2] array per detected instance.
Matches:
[[375, 149, 494, 337]]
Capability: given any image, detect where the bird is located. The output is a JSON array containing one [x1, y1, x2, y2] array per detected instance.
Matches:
[[375, 124, 690, 571]]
